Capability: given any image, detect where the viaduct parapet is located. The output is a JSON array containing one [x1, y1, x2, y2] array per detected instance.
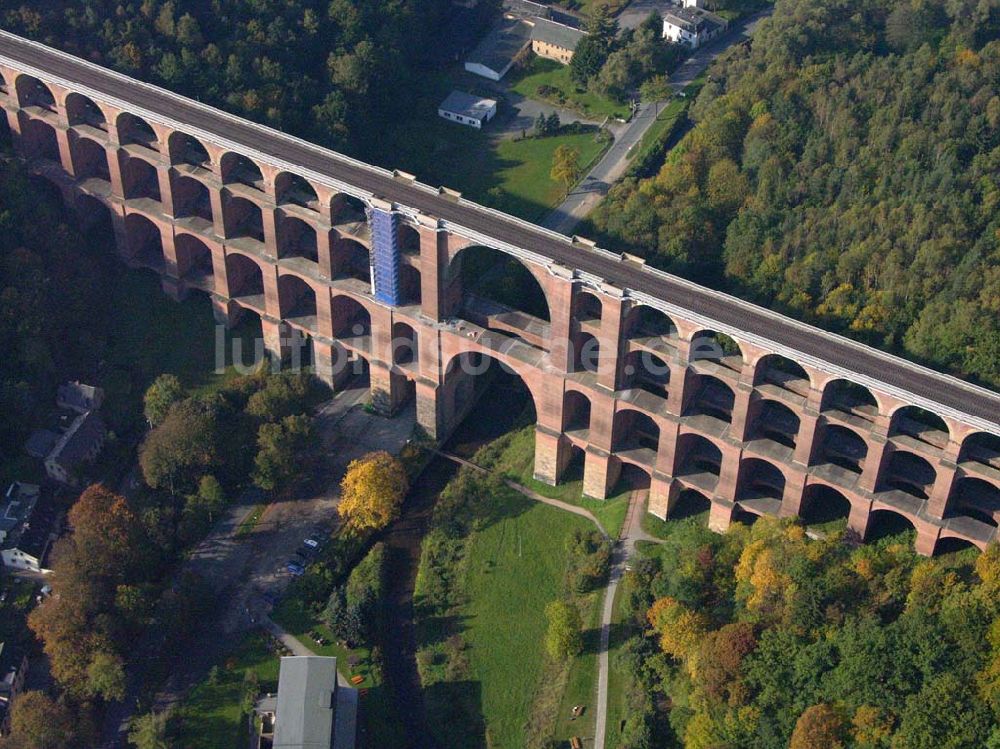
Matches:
[[1, 31, 999, 555]]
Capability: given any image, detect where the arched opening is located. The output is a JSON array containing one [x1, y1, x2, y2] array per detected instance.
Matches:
[[624, 305, 678, 343], [398, 223, 420, 254], [573, 290, 603, 324], [278, 275, 318, 329], [168, 131, 211, 169], [948, 477, 1000, 527], [689, 329, 743, 373], [225, 253, 264, 302], [70, 136, 110, 182], [28, 174, 64, 208], [821, 379, 878, 424], [331, 236, 371, 284], [224, 195, 265, 243], [124, 213, 164, 268], [616, 463, 652, 493], [278, 215, 318, 262], [331, 193, 368, 227], [670, 489, 711, 521], [75, 194, 114, 241], [16, 75, 55, 111], [121, 155, 161, 201], [575, 332, 600, 373], [622, 350, 670, 399], [175, 234, 214, 289], [799, 484, 852, 527], [737, 458, 786, 503], [66, 92, 107, 131], [172, 174, 213, 223], [612, 409, 660, 455], [675, 433, 722, 489], [221, 152, 265, 191], [331, 296, 371, 340], [275, 172, 319, 211], [21, 118, 59, 162], [392, 322, 418, 367], [959, 432, 1000, 472], [0, 113, 10, 151], [399, 264, 422, 306], [563, 390, 592, 433], [881, 450, 936, 499], [685, 375, 735, 423], [866, 509, 915, 544], [448, 245, 551, 348], [748, 399, 801, 450], [732, 507, 759, 527], [813, 424, 868, 475], [754, 354, 810, 396], [117, 112, 159, 151], [934, 537, 978, 556], [889, 406, 950, 450]]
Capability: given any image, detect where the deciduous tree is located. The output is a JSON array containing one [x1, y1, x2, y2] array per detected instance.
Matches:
[[338, 451, 408, 532], [545, 600, 583, 660]]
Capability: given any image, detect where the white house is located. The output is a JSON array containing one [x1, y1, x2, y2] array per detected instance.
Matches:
[[0, 483, 56, 574], [663, 7, 727, 48], [438, 91, 498, 129]]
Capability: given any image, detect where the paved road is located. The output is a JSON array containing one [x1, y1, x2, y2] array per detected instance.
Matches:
[[2, 31, 999, 428], [541, 9, 772, 235]]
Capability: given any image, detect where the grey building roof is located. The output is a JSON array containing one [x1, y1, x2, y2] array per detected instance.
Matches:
[[439, 90, 497, 122], [664, 7, 726, 33], [273, 656, 356, 749], [529, 17, 586, 52], [49, 410, 105, 470], [0, 483, 52, 560], [465, 16, 533, 77], [24, 429, 58, 459], [56, 381, 103, 413]]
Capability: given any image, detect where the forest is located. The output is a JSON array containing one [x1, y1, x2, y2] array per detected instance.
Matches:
[[591, 0, 1000, 388]]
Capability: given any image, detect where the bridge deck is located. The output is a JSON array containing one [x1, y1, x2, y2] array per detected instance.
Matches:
[[1, 30, 999, 430]]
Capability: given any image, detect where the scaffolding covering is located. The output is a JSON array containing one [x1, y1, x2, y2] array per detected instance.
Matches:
[[369, 207, 401, 305]]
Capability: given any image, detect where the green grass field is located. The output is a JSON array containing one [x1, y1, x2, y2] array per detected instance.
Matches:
[[510, 57, 630, 120], [173, 632, 279, 749]]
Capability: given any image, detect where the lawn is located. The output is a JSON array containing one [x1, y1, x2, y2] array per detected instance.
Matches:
[[475, 425, 630, 538], [510, 57, 631, 121], [173, 631, 280, 749]]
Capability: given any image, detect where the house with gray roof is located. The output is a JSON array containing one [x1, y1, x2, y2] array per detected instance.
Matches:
[[529, 17, 586, 64], [662, 6, 727, 48], [0, 483, 58, 573], [44, 410, 106, 487], [438, 90, 498, 129], [56, 381, 104, 413], [465, 16, 534, 80]]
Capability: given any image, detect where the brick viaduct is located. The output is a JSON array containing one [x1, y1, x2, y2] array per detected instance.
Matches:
[[2, 31, 999, 556]]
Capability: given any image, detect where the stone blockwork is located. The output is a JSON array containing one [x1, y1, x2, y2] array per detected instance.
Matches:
[[3, 68, 1000, 557]]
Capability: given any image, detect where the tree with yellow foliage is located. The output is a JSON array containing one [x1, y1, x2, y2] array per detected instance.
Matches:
[[647, 596, 709, 665], [338, 451, 408, 532]]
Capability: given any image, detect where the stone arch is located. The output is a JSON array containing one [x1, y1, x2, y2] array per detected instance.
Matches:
[[392, 321, 418, 367], [172, 174, 212, 222], [737, 458, 786, 502], [331, 192, 369, 225], [799, 484, 852, 526], [813, 423, 868, 475], [121, 154, 161, 201], [331, 236, 371, 283], [948, 477, 1000, 526], [574, 332, 600, 373], [881, 449, 937, 499], [612, 408, 660, 454], [753, 354, 810, 395], [748, 398, 801, 449], [168, 131, 211, 169], [15, 74, 55, 110], [821, 378, 879, 423], [20, 117, 59, 161], [866, 508, 916, 543], [960, 432, 1000, 473], [275, 172, 319, 210], [439, 350, 541, 439], [622, 350, 671, 399], [278, 274, 318, 325], [75, 193, 114, 236], [671, 489, 712, 520], [399, 264, 422, 306], [0, 111, 9, 150], [675, 432, 723, 483], [689, 329, 743, 371], [225, 252, 265, 299], [624, 304, 678, 341], [175, 233, 214, 284], [124, 213, 164, 267], [221, 152, 265, 190], [573, 289, 603, 322], [70, 135, 110, 182], [933, 536, 980, 556], [28, 173, 65, 207], [278, 214, 318, 262], [446, 244, 552, 323], [398, 222, 420, 253], [65, 92, 107, 130], [686, 374, 736, 423], [889, 405, 951, 449], [331, 295, 372, 339], [563, 389, 592, 432], [224, 195, 264, 242], [116, 112, 159, 151]]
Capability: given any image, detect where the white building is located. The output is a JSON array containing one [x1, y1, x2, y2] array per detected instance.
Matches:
[[0, 483, 56, 574], [438, 91, 498, 129], [663, 7, 727, 48]]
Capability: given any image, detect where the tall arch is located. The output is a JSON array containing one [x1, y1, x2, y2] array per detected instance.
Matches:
[[175, 234, 214, 286], [221, 152, 264, 190], [624, 304, 678, 342], [116, 112, 159, 151], [168, 131, 210, 169], [574, 332, 600, 373], [799, 484, 852, 527], [821, 379, 878, 423], [15, 74, 55, 110], [331, 193, 368, 226], [66, 92, 107, 130], [398, 223, 420, 254], [399, 264, 422, 306], [278, 275, 318, 327], [737, 458, 786, 502], [331, 295, 371, 339], [331, 236, 370, 283], [689, 329, 743, 372], [124, 213, 164, 268], [172, 174, 213, 222], [889, 406, 950, 449], [748, 399, 801, 449], [754, 354, 810, 396], [813, 423, 868, 475], [866, 509, 915, 543], [622, 350, 671, 399], [685, 375, 735, 423], [226, 253, 265, 301], [573, 290, 603, 323], [121, 155, 161, 201], [70, 136, 110, 182], [563, 390, 592, 432], [224, 195, 264, 242], [675, 433, 723, 485], [278, 215, 318, 262], [881, 450, 937, 499], [20, 118, 59, 162], [612, 409, 660, 454], [441, 351, 539, 442], [392, 322, 418, 367], [276, 172, 319, 210], [948, 477, 1000, 526], [75, 193, 114, 237], [959, 432, 1000, 471]]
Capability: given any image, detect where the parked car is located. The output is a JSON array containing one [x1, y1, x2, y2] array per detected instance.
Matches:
[[286, 561, 305, 576], [303, 537, 320, 549]]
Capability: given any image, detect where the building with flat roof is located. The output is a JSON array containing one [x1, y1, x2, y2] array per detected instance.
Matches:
[[529, 17, 586, 64], [464, 16, 533, 80], [438, 90, 498, 129], [258, 656, 357, 749], [662, 6, 727, 48]]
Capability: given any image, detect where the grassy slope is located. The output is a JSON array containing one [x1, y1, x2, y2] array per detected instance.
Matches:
[[510, 57, 630, 120]]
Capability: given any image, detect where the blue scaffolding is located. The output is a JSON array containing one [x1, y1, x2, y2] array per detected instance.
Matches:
[[369, 207, 401, 306]]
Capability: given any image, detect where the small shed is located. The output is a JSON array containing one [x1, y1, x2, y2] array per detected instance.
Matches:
[[438, 91, 498, 129]]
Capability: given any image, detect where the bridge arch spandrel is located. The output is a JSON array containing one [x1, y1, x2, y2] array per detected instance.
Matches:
[[442, 239, 556, 319]]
